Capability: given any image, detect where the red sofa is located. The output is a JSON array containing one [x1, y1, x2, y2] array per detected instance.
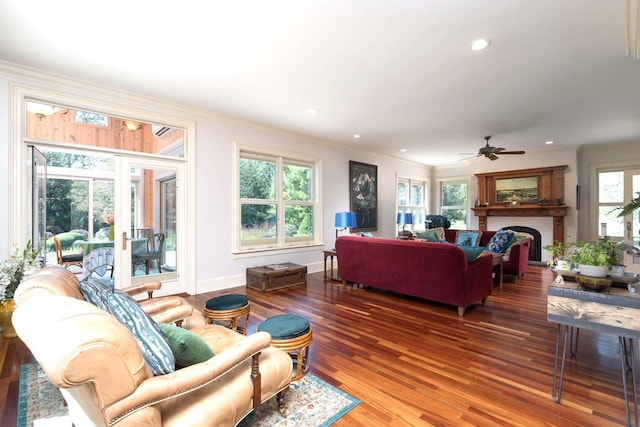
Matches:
[[443, 229, 531, 281], [335, 236, 493, 316]]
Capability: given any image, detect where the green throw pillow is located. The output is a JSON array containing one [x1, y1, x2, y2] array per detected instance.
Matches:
[[460, 246, 486, 262], [158, 323, 214, 368], [416, 227, 446, 242]]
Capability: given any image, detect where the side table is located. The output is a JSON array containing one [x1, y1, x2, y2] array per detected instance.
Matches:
[[323, 249, 340, 282]]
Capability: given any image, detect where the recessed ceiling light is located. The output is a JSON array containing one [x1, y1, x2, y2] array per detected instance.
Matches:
[[353, 134, 361, 139], [545, 140, 555, 145], [469, 38, 491, 51], [306, 108, 319, 115], [400, 148, 407, 152]]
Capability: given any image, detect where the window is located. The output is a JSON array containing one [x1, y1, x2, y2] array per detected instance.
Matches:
[[597, 168, 640, 240], [74, 110, 109, 127], [397, 177, 426, 231], [440, 180, 468, 229], [238, 149, 318, 251]]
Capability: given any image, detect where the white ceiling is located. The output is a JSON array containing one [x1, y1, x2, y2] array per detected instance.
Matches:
[[1, 0, 639, 166]]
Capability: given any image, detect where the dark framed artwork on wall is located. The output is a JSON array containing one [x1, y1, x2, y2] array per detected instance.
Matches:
[[349, 161, 377, 231]]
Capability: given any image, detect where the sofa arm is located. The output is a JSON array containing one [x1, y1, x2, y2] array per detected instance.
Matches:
[[104, 331, 274, 424], [121, 280, 162, 299]]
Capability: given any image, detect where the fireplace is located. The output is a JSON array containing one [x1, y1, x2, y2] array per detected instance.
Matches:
[[504, 226, 542, 263]]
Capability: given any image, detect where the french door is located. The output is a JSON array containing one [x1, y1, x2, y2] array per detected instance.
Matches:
[[113, 156, 185, 294]]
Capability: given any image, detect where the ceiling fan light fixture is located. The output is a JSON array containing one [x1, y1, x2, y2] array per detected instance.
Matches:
[[469, 38, 491, 51]]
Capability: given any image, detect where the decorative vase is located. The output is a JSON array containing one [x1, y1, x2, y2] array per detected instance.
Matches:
[[578, 264, 609, 278], [0, 299, 17, 338], [109, 224, 115, 241]]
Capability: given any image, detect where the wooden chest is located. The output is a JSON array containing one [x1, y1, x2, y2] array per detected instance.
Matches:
[[246, 263, 307, 292]]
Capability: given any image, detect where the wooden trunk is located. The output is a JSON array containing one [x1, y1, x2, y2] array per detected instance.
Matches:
[[246, 263, 307, 292]]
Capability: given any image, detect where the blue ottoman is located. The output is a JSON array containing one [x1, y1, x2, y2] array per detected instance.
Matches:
[[258, 314, 313, 380], [203, 294, 250, 335]]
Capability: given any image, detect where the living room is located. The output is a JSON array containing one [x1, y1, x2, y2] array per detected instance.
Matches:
[[1, 1, 640, 425]]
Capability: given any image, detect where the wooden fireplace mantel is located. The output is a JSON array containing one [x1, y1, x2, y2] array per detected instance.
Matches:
[[472, 165, 569, 244], [472, 205, 568, 243]]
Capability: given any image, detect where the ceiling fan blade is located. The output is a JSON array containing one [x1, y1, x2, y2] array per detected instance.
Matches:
[[498, 150, 526, 155], [459, 154, 481, 161]]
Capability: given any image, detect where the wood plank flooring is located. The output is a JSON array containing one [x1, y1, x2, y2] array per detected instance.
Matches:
[[0, 266, 633, 426]]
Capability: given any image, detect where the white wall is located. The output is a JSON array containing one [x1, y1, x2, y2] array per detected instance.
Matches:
[[0, 65, 429, 294]]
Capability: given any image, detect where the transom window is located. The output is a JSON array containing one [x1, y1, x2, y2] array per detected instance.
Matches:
[[237, 149, 319, 252]]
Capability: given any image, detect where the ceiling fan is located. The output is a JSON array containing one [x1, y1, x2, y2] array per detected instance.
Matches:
[[461, 136, 526, 161]]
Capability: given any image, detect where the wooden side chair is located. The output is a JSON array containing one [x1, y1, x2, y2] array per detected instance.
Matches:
[[53, 235, 83, 269], [132, 233, 165, 275]]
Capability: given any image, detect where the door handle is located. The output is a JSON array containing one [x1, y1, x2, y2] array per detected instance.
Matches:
[[122, 232, 132, 250]]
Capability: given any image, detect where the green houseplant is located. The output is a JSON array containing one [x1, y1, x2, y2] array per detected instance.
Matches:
[[569, 240, 613, 277], [0, 240, 41, 337], [543, 238, 576, 269]]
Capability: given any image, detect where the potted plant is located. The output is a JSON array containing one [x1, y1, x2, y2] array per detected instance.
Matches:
[[0, 240, 41, 337], [544, 238, 576, 270], [569, 240, 612, 277]]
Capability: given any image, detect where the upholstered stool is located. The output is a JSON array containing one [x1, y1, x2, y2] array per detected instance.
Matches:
[[203, 294, 250, 335], [258, 314, 313, 381]]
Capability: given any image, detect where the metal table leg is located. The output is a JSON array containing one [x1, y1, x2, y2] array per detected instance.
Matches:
[[619, 337, 639, 427], [553, 324, 569, 403]]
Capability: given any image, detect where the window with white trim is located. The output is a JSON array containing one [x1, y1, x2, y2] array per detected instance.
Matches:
[[238, 149, 318, 251], [597, 168, 640, 240], [397, 177, 427, 232], [440, 180, 468, 229]]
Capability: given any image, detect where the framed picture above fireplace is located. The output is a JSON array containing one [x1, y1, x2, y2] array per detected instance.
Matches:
[[495, 176, 539, 203]]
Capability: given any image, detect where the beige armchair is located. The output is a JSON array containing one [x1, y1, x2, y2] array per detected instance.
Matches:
[[13, 266, 292, 427]]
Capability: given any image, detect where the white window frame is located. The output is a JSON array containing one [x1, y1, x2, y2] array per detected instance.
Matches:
[[396, 176, 428, 232], [233, 143, 322, 255], [595, 165, 640, 241], [437, 177, 470, 229]]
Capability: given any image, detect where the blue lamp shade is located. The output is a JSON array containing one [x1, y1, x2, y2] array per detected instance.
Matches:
[[335, 212, 357, 228], [396, 212, 413, 225]]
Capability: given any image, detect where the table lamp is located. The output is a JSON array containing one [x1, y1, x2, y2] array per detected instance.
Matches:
[[397, 212, 413, 232], [335, 211, 356, 241]]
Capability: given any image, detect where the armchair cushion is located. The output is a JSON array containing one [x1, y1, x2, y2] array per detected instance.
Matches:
[[485, 229, 516, 253], [456, 231, 482, 247], [107, 289, 175, 375], [416, 227, 446, 242], [460, 246, 486, 262], [158, 322, 214, 368]]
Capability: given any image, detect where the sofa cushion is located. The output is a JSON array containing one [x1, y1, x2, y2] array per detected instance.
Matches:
[[107, 289, 175, 375], [78, 278, 113, 311], [456, 231, 482, 247], [459, 246, 486, 262], [158, 322, 214, 368], [485, 229, 516, 253], [416, 227, 446, 242]]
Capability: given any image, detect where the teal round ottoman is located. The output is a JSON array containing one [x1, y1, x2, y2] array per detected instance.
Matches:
[[203, 294, 250, 335], [258, 314, 313, 380]]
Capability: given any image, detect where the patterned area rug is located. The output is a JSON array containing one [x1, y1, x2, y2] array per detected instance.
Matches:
[[18, 363, 359, 427], [17, 363, 68, 427], [238, 374, 360, 427]]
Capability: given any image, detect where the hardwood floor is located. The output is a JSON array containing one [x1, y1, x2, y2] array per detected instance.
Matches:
[[0, 266, 632, 426]]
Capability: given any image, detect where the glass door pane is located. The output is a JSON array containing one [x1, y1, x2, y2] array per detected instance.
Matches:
[[123, 161, 180, 283]]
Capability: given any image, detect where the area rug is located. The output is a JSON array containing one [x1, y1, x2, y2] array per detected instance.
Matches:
[[238, 373, 360, 427], [17, 363, 68, 427], [18, 363, 359, 427]]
